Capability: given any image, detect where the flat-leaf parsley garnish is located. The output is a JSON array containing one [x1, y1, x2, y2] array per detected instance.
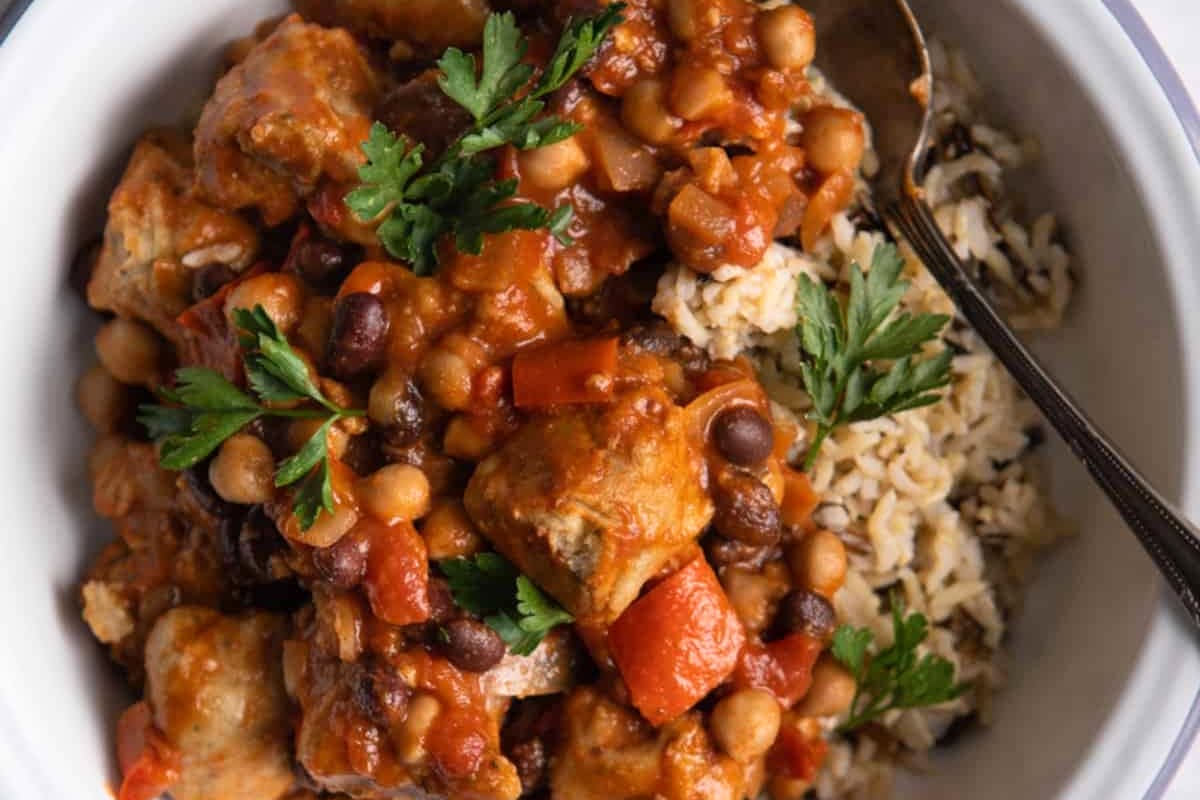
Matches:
[[439, 553, 574, 656], [795, 242, 953, 469], [137, 305, 365, 530], [831, 595, 969, 733], [345, 5, 624, 274]]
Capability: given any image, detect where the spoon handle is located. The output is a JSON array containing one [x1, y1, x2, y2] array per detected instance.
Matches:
[[889, 197, 1200, 627]]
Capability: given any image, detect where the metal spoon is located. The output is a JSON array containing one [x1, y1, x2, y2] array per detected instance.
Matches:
[[804, 0, 1200, 625]]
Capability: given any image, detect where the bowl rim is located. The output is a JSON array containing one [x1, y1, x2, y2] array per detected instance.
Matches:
[[1, 0, 1198, 796]]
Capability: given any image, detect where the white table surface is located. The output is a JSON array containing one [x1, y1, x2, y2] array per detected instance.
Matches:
[[2, 0, 1200, 797]]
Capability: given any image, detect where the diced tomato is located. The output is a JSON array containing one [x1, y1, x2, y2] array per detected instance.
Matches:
[[780, 467, 819, 528], [363, 519, 431, 625], [769, 723, 829, 782], [115, 702, 180, 800], [511, 337, 619, 409], [734, 633, 823, 706], [608, 557, 746, 725]]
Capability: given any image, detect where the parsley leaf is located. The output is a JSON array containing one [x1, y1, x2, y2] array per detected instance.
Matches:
[[346, 6, 623, 273], [532, 3, 625, 99], [832, 594, 970, 733], [438, 12, 533, 123], [138, 304, 365, 530], [439, 553, 574, 656], [795, 243, 953, 469]]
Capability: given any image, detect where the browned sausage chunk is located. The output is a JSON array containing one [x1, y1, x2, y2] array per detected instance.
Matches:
[[144, 607, 294, 800], [194, 15, 377, 224], [87, 131, 258, 342], [464, 386, 713, 625]]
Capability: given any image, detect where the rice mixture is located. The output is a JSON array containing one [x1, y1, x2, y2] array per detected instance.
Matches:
[[654, 40, 1071, 797]]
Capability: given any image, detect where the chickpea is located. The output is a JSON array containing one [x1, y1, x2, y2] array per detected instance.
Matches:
[[518, 136, 590, 192], [396, 692, 441, 764], [667, 0, 703, 40], [669, 64, 733, 121], [418, 348, 473, 411], [442, 415, 493, 461], [76, 364, 129, 433], [757, 6, 816, 72], [288, 417, 349, 461], [94, 317, 162, 387], [295, 505, 359, 548], [709, 689, 782, 763], [794, 656, 857, 718], [422, 500, 483, 560], [723, 563, 788, 636], [787, 529, 848, 597], [357, 464, 431, 524], [294, 296, 334, 361], [224, 272, 304, 333], [208, 433, 276, 505], [799, 106, 866, 175], [622, 79, 680, 146]]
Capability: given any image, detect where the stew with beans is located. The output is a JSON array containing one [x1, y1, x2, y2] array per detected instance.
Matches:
[[75, 2, 865, 799]]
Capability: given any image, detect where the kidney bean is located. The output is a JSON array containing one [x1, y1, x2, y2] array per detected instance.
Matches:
[[712, 406, 773, 467], [773, 588, 836, 641], [712, 470, 782, 546], [292, 235, 355, 288], [438, 618, 507, 673], [328, 292, 389, 380], [313, 527, 371, 589]]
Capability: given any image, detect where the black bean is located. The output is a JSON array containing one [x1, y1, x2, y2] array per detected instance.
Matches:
[[191, 263, 237, 302], [508, 738, 547, 795], [353, 658, 411, 727], [378, 378, 426, 447], [328, 292, 389, 380], [313, 529, 371, 589], [704, 534, 774, 571], [712, 406, 773, 467], [712, 470, 782, 546], [438, 618, 507, 673], [292, 235, 354, 288], [774, 589, 837, 641]]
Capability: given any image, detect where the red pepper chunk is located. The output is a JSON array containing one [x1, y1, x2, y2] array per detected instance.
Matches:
[[608, 557, 746, 726], [734, 633, 823, 706], [116, 701, 180, 800], [363, 519, 431, 626], [770, 724, 830, 782], [512, 337, 618, 409]]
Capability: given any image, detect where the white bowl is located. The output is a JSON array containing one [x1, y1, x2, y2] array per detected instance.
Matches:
[[1, 1, 1199, 798]]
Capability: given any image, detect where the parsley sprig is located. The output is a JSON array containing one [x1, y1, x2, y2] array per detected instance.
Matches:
[[137, 305, 365, 530], [796, 243, 953, 469], [439, 553, 574, 656], [345, 6, 624, 274], [831, 596, 969, 733]]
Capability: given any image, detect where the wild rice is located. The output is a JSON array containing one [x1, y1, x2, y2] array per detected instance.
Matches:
[[652, 41, 1072, 797]]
